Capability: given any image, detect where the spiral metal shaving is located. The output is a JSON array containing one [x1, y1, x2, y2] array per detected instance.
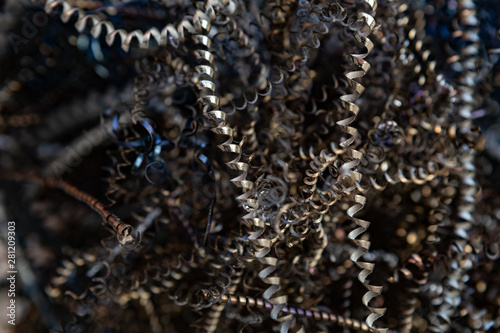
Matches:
[[428, 1, 482, 331], [326, 3, 390, 331], [2, 0, 500, 332], [45, 0, 203, 52]]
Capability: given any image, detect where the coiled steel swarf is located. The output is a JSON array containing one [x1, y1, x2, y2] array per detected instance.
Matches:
[[45, 0, 198, 52], [218, 293, 395, 333], [324, 2, 388, 331], [428, 1, 484, 331], [2, 0, 500, 332]]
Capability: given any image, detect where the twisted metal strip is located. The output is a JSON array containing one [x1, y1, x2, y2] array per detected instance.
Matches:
[[5, 172, 140, 248], [366, 160, 445, 191], [336, 20, 375, 151], [245, 217, 296, 332], [453, 0, 481, 241], [189, 3, 252, 200], [322, 3, 389, 331], [430, 1, 483, 331], [218, 294, 396, 333], [346, 194, 386, 332], [45, 0, 197, 52]]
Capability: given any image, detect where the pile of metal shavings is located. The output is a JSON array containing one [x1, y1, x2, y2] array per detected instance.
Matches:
[[0, 0, 499, 332]]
